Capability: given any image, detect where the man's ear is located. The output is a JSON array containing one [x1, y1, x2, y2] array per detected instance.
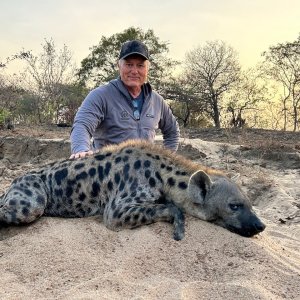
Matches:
[[188, 170, 212, 205]]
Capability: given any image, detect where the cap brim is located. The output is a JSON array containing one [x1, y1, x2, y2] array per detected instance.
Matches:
[[120, 52, 149, 60]]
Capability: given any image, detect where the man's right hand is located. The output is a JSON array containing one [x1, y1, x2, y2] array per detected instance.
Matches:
[[69, 151, 94, 160]]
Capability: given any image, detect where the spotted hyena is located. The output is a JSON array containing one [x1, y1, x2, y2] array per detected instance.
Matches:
[[0, 140, 265, 240]]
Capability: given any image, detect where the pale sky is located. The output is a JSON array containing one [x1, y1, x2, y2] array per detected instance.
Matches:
[[1, 0, 299, 71]]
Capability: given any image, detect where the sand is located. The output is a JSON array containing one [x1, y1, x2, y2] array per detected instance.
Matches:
[[0, 135, 299, 299]]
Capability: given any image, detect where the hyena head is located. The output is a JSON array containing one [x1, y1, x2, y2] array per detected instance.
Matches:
[[187, 170, 266, 237]]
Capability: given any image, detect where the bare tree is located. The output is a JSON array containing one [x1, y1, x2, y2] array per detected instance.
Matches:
[[184, 41, 241, 128], [225, 69, 269, 128], [262, 35, 300, 131], [21, 38, 76, 123]]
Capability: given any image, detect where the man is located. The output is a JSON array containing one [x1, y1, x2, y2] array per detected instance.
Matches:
[[70, 40, 180, 159]]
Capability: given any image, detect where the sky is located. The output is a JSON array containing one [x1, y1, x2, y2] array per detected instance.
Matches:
[[1, 0, 300, 72]]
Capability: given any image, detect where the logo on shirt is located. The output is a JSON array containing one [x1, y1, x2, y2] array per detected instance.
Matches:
[[121, 111, 130, 120], [146, 113, 154, 118]]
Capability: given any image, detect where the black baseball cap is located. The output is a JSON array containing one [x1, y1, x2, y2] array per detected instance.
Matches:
[[119, 40, 149, 60]]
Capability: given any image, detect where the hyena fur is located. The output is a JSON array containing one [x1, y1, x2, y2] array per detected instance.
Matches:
[[0, 140, 265, 240]]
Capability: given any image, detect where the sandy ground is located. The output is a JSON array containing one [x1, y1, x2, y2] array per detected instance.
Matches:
[[0, 128, 299, 299]]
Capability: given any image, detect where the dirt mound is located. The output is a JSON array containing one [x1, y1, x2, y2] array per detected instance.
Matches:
[[0, 129, 299, 299]]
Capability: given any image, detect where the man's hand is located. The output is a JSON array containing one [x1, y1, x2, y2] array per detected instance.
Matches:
[[69, 151, 94, 160]]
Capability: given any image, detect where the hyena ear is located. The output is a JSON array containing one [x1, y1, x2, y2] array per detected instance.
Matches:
[[188, 170, 212, 205]]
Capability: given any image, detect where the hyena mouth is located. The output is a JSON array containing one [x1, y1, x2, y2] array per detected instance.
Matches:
[[226, 224, 265, 237]]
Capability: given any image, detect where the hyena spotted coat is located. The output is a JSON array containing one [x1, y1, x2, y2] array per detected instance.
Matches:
[[0, 140, 265, 240]]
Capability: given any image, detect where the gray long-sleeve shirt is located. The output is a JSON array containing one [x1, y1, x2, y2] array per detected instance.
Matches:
[[70, 78, 180, 153]]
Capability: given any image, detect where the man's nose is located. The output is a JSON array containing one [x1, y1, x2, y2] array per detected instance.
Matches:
[[130, 66, 138, 73]]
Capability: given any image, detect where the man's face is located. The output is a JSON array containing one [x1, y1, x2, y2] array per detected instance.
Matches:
[[118, 55, 149, 89]]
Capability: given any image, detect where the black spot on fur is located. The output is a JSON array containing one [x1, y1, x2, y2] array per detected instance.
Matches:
[[88, 167, 96, 177], [98, 166, 104, 181], [125, 149, 133, 154], [91, 182, 101, 197], [168, 177, 176, 186], [55, 188, 63, 197], [22, 207, 30, 216], [41, 174, 47, 182], [155, 172, 163, 183], [178, 181, 188, 189], [76, 171, 88, 181], [176, 171, 187, 176], [119, 180, 125, 192], [149, 177, 156, 187], [166, 166, 173, 171], [113, 210, 119, 219], [111, 199, 116, 210], [95, 154, 106, 161], [124, 215, 131, 223], [155, 195, 167, 204], [115, 156, 122, 164], [160, 163, 166, 169], [74, 163, 85, 170], [20, 200, 30, 207], [123, 164, 130, 181], [121, 192, 128, 199], [134, 160, 141, 170], [104, 162, 112, 176], [130, 178, 138, 192], [67, 179, 76, 186], [106, 152, 112, 157], [107, 180, 114, 191], [123, 156, 129, 162], [33, 182, 41, 189], [36, 195, 45, 205], [77, 193, 86, 203], [154, 155, 160, 160], [24, 189, 33, 196], [9, 199, 17, 206], [144, 160, 151, 168], [145, 170, 151, 179], [65, 186, 73, 198], [114, 172, 121, 184], [54, 168, 68, 185]]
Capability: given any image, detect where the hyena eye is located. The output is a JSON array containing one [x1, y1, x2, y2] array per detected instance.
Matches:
[[229, 203, 243, 211]]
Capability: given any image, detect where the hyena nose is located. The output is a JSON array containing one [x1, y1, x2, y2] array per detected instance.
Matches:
[[255, 220, 266, 233]]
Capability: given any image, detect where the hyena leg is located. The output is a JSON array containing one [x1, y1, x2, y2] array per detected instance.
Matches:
[[104, 192, 185, 240], [0, 175, 48, 225]]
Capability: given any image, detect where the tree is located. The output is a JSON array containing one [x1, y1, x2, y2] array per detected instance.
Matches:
[[21, 38, 76, 123], [262, 35, 300, 131], [0, 51, 31, 69], [55, 83, 89, 125], [77, 27, 177, 90], [184, 41, 241, 128], [162, 75, 208, 127], [225, 69, 269, 128]]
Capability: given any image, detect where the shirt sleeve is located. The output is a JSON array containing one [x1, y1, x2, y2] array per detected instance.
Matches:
[[158, 98, 180, 151], [70, 88, 105, 154]]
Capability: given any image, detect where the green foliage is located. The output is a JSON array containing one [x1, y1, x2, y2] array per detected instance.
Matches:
[[0, 108, 11, 128], [77, 27, 178, 89]]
